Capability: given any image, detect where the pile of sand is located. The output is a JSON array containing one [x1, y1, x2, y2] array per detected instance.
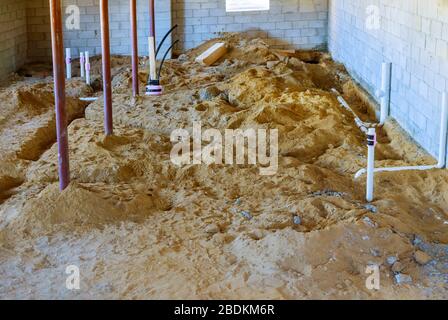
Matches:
[[0, 79, 92, 204], [0, 34, 447, 299]]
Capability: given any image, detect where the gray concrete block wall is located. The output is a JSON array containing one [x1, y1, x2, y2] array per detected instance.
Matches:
[[0, 0, 27, 81], [329, 0, 448, 159], [173, 0, 329, 53], [26, 0, 51, 62], [25, 0, 328, 62], [26, 0, 172, 62]]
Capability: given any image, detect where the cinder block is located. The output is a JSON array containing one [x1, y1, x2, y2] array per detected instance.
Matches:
[[328, 0, 447, 159]]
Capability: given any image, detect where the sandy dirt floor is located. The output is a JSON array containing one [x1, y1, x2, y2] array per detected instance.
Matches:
[[0, 34, 447, 299]]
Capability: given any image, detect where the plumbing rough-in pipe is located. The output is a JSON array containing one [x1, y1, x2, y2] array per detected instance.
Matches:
[[146, 0, 170, 96], [437, 92, 448, 168], [378, 62, 392, 125], [79, 97, 98, 102], [130, 0, 139, 97], [85, 51, 91, 85], [355, 92, 448, 179], [331, 88, 376, 134], [148, 0, 157, 82], [50, 0, 70, 191], [355, 165, 438, 180], [66, 48, 72, 79], [100, 0, 113, 135], [366, 128, 376, 202], [80, 52, 85, 79]]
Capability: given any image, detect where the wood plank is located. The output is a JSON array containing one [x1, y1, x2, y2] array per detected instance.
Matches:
[[195, 42, 227, 66], [272, 49, 296, 57]]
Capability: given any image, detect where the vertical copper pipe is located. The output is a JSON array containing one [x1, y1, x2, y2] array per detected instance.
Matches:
[[49, 0, 70, 191], [130, 0, 139, 96], [100, 0, 113, 135], [149, 0, 155, 37]]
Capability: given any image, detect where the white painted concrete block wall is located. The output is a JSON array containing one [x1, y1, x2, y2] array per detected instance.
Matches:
[[25, 0, 328, 61], [26, 0, 172, 62], [328, 0, 448, 158], [0, 0, 27, 81], [173, 0, 329, 52]]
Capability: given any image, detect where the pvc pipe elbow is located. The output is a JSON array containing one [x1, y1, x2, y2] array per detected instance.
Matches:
[[354, 169, 367, 179]]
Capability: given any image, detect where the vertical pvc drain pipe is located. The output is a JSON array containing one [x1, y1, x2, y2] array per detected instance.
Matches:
[[66, 48, 72, 79], [50, 0, 70, 191], [148, 0, 157, 82], [80, 52, 85, 79], [130, 0, 139, 97], [85, 51, 90, 85], [366, 128, 376, 202], [438, 92, 448, 168], [379, 62, 392, 125], [100, 0, 113, 136]]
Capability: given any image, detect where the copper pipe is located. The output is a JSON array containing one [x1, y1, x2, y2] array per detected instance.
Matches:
[[149, 0, 155, 37], [49, 0, 70, 191], [100, 0, 113, 135], [130, 0, 139, 96]]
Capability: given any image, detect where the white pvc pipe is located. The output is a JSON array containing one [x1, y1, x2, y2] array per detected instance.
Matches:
[[85, 51, 91, 85], [355, 92, 448, 179], [331, 88, 372, 134], [80, 52, 85, 79], [355, 165, 437, 180], [79, 97, 98, 102], [66, 48, 72, 80], [148, 36, 157, 81], [379, 62, 392, 125], [437, 92, 448, 168], [366, 128, 376, 202]]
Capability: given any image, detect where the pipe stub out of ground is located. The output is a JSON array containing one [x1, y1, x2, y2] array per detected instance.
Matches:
[[146, 80, 163, 96]]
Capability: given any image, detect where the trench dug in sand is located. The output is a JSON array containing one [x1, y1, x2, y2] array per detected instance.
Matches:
[[0, 34, 447, 299]]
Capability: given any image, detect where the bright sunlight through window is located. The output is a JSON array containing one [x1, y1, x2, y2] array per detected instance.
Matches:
[[226, 0, 270, 12]]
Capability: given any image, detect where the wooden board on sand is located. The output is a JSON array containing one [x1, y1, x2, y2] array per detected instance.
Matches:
[[195, 42, 227, 66]]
